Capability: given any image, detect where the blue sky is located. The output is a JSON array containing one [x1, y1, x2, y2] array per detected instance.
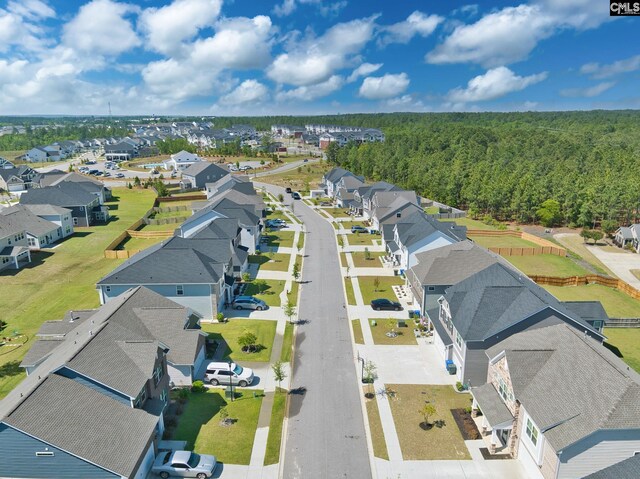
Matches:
[[0, 0, 638, 115]]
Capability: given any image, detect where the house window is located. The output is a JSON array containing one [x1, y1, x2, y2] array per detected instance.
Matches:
[[427, 286, 436, 291], [176, 285, 184, 296], [134, 387, 147, 408], [160, 389, 167, 402], [592, 320, 602, 330], [153, 364, 163, 386], [105, 286, 111, 293], [28, 238, 36, 247], [35, 451, 55, 457], [73, 217, 78, 226], [455, 331, 462, 348], [526, 418, 539, 446], [497, 377, 513, 402]]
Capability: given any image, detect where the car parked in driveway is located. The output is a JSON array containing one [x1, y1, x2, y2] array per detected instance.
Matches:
[[152, 450, 216, 479], [231, 296, 267, 310], [285, 187, 292, 193], [205, 361, 255, 386], [371, 298, 403, 311], [351, 225, 368, 233]]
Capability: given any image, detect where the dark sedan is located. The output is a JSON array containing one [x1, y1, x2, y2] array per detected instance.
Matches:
[[371, 298, 403, 311]]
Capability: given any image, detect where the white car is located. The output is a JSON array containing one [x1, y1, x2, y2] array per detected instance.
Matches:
[[152, 451, 216, 479], [205, 362, 255, 386]]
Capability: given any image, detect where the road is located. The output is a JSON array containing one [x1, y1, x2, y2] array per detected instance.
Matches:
[[259, 183, 371, 479], [254, 158, 320, 178]]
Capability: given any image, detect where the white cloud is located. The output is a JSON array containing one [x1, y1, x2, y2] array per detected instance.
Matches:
[[427, 1, 612, 68], [219, 79, 268, 105], [447, 66, 547, 103], [379, 11, 443, 46], [273, 0, 347, 18], [0, 6, 50, 52], [452, 4, 479, 17], [140, 0, 222, 56], [277, 75, 344, 101], [347, 63, 382, 83], [580, 55, 640, 79], [359, 73, 410, 100], [267, 16, 376, 86], [191, 16, 274, 70], [560, 81, 616, 98], [62, 0, 139, 56], [7, 0, 55, 20]]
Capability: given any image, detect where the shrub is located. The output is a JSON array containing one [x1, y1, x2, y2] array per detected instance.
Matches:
[[216, 312, 225, 322], [456, 381, 465, 392], [164, 416, 177, 428], [191, 380, 206, 393], [176, 388, 189, 404]]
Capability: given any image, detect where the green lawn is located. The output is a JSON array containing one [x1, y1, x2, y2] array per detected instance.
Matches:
[[138, 222, 178, 232], [118, 235, 164, 251], [604, 328, 640, 373], [387, 384, 472, 460], [358, 276, 405, 304], [553, 234, 614, 276], [347, 233, 382, 246], [296, 232, 305, 250], [264, 389, 287, 465], [424, 206, 440, 215], [344, 278, 357, 305], [365, 393, 389, 460], [370, 320, 417, 345], [325, 209, 353, 219], [202, 320, 277, 362], [351, 320, 364, 344], [249, 253, 291, 272], [259, 162, 331, 192], [543, 284, 640, 318], [172, 389, 263, 465], [440, 217, 502, 231], [265, 209, 289, 222], [469, 234, 539, 249], [0, 187, 156, 399], [505, 254, 589, 277], [287, 280, 299, 305], [280, 323, 294, 363], [351, 251, 385, 268], [0, 150, 27, 161], [263, 230, 295, 249], [244, 280, 286, 307]]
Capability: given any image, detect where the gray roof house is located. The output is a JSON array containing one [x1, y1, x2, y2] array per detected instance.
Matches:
[[349, 181, 399, 217], [97, 237, 242, 319], [321, 167, 364, 198], [0, 205, 66, 250], [614, 224, 640, 253], [583, 454, 640, 479], [180, 161, 229, 190], [0, 287, 174, 479], [0, 166, 38, 192], [470, 323, 640, 479], [334, 175, 366, 207], [435, 262, 606, 387], [205, 174, 255, 199], [0, 213, 31, 271], [38, 171, 112, 202], [163, 150, 201, 170]]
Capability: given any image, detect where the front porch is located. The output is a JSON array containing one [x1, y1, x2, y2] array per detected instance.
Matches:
[[0, 246, 31, 270], [470, 383, 515, 457]]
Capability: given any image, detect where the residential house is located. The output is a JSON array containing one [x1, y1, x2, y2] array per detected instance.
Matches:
[[614, 225, 640, 253], [583, 454, 640, 479], [20, 182, 108, 226], [205, 174, 254, 199], [369, 190, 421, 229], [321, 167, 365, 198], [334, 175, 366, 208], [104, 141, 137, 162], [0, 216, 30, 271], [0, 166, 38, 192], [0, 288, 172, 479], [0, 205, 67, 250], [24, 147, 50, 163], [435, 262, 606, 387], [0, 157, 15, 169], [97, 236, 242, 318], [470, 324, 640, 479], [23, 204, 74, 238], [350, 181, 399, 217], [38, 171, 112, 202], [162, 150, 201, 171], [180, 162, 229, 190]]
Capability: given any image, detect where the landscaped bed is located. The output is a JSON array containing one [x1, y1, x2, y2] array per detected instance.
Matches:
[[542, 284, 640, 318], [249, 253, 291, 272], [386, 384, 472, 460], [505, 254, 588, 277], [171, 388, 263, 465], [202, 319, 277, 362], [369, 319, 417, 345], [358, 276, 405, 304]]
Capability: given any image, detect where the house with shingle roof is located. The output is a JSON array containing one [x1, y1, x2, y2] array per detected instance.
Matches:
[[162, 150, 201, 171], [470, 323, 640, 479], [180, 161, 229, 190], [0, 166, 38, 192], [614, 224, 640, 253], [0, 205, 69, 250], [321, 167, 364, 198], [0, 214, 30, 271]]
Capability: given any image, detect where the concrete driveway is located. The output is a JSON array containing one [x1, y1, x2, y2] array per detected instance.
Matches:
[[585, 244, 640, 288]]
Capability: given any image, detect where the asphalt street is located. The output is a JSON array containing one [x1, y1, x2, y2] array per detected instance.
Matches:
[[259, 183, 372, 479]]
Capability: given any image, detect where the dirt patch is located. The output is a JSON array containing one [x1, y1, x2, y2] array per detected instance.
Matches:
[[451, 408, 481, 440]]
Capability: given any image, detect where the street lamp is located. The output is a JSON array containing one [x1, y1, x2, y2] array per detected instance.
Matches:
[[357, 353, 365, 383], [228, 361, 235, 402]]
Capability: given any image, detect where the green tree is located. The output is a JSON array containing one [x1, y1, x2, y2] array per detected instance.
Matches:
[[601, 219, 618, 236], [419, 403, 437, 427], [536, 199, 562, 227], [254, 279, 267, 295], [373, 277, 380, 292], [292, 261, 300, 282], [241, 272, 251, 283], [133, 176, 141, 187], [283, 300, 296, 324], [238, 329, 258, 350], [272, 360, 287, 390]]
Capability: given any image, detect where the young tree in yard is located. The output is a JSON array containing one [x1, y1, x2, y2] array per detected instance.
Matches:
[[346, 264, 350, 278], [591, 230, 604, 244], [337, 236, 344, 249], [219, 406, 231, 426], [238, 329, 258, 352], [363, 360, 377, 384], [419, 403, 437, 428], [364, 247, 371, 261], [373, 277, 380, 292], [254, 279, 268, 295], [284, 300, 296, 324], [292, 262, 300, 282], [272, 361, 287, 390], [133, 176, 141, 187]]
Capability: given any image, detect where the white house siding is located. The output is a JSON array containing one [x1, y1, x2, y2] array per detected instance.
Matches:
[[132, 443, 155, 479], [558, 430, 640, 479], [240, 227, 258, 253], [405, 231, 457, 270], [516, 407, 546, 479]]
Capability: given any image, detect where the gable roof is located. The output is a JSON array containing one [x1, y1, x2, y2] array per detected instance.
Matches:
[[170, 150, 199, 162], [323, 167, 362, 184], [183, 161, 228, 179], [443, 262, 603, 342], [4, 374, 158, 477], [19, 182, 97, 207], [23, 204, 72, 216], [562, 301, 609, 323], [487, 324, 640, 452], [583, 454, 640, 479], [0, 205, 60, 237], [394, 211, 466, 248]]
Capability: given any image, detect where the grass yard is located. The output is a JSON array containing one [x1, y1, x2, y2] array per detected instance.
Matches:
[[138, 222, 178, 232], [172, 389, 263, 465], [365, 393, 389, 460], [604, 328, 640, 373], [244, 279, 286, 307], [344, 278, 357, 305], [542, 284, 640, 318], [351, 251, 385, 268], [440, 217, 502, 231], [505, 254, 589, 277], [340, 252, 348, 267], [0, 150, 27, 161], [118, 235, 164, 252], [347, 233, 382, 246], [263, 230, 295, 249], [265, 209, 289, 222], [287, 279, 299, 305], [280, 323, 294, 363], [249, 253, 291, 272], [469, 234, 539, 249], [202, 319, 277, 362], [296, 232, 305, 250], [259, 162, 331, 191], [264, 389, 288, 465], [387, 384, 472, 460], [324, 208, 353, 219], [351, 319, 365, 344], [554, 234, 614, 276], [369, 319, 417, 345], [157, 200, 196, 209], [0, 187, 156, 399], [358, 276, 405, 304]]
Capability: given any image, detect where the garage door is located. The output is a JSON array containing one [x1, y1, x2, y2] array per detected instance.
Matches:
[[133, 443, 155, 479]]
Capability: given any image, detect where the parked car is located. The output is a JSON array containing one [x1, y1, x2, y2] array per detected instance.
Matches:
[[285, 187, 292, 193], [266, 219, 286, 228], [115, 173, 125, 178], [102, 171, 111, 177], [371, 298, 403, 311], [303, 158, 309, 162], [291, 192, 301, 200], [320, 201, 332, 206], [351, 225, 368, 233], [231, 296, 268, 311], [205, 361, 255, 387], [94, 171, 103, 176], [152, 450, 216, 479], [88, 169, 99, 175]]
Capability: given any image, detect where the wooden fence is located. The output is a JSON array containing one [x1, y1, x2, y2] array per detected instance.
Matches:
[[467, 229, 567, 257], [529, 274, 640, 301], [157, 194, 206, 203], [606, 318, 640, 328]]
